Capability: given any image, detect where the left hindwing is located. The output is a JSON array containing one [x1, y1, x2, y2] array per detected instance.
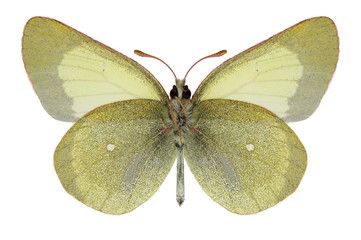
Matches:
[[192, 17, 338, 122], [183, 99, 307, 214], [54, 99, 176, 214]]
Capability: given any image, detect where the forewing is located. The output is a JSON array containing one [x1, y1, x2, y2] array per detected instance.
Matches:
[[54, 99, 176, 214], [183, 99, 307, 214], [192, 17, 338, 122], [22, 17, 168, 122]]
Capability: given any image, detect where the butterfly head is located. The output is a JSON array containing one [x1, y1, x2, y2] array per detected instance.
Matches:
[[170, 79, 191, 100]]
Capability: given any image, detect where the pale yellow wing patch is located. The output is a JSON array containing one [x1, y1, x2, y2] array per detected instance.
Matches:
[[22, 17, 168, 122], [183, 99, 307, 214], [192, 17, 338, 122], [54, 100, 176, 214]]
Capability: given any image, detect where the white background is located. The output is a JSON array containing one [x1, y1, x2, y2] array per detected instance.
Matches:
[[1, 0, 360, 239]]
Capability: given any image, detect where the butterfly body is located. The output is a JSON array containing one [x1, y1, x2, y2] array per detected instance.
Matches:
[[167, 78, 194, 205], [23, 16, 338, 214]]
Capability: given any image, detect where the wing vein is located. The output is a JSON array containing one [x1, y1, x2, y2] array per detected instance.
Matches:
[[125, 133, 169, 209], [218, 64, 302, 99], [59, 63, 104, 77]]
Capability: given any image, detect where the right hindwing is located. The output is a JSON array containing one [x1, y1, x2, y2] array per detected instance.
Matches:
[[183, 99, 307, 214]]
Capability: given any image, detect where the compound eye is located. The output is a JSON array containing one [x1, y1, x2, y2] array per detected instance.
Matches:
[[170, 85, 178, 99], [182, 85, 191, 99]]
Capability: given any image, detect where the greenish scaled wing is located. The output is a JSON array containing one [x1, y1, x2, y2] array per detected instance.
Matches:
[[54, 100, 176, 214], [183, 99, 307, 214], [192, 17, 339, 122], [22, 17, 168, 122]]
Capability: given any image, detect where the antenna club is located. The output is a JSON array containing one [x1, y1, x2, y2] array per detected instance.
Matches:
[[134, 50, 149, 57], [214, 50, 227, 57]]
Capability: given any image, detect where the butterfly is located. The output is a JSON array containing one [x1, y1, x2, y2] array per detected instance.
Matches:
[[22, 16, 338, 214]]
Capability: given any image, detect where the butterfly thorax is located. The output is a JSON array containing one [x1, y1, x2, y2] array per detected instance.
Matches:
[[168, 79, 193, 146]]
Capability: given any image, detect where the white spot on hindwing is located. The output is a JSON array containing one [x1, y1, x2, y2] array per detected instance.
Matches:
[[246, 144, 254, 152], [107, 144, 115, 151]]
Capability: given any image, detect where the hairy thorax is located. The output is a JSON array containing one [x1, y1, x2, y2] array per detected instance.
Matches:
[[169, 98, 194, 147]]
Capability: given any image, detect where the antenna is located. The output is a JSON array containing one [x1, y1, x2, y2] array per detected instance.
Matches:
[[134, 50, 177, 79], [183, 50, 227, 80]]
